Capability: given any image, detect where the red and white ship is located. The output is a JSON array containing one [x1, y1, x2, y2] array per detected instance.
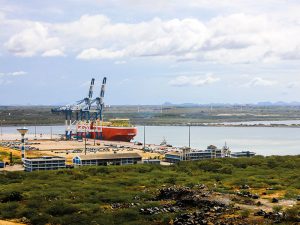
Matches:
[[76, 118, 137, 142]]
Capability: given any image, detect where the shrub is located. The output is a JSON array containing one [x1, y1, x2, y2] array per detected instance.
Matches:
[[164, 177, 177, 184], [0, 202, 19, 218], [240, 209, 250, 218], [113, 208, 141, 224], [284, 205, 300, 221], [219, 165, 233, 174], [0, 191, 23, 203], [29, 213, 51, 225], [284, 188, 299, 199], [272, 205, 283, 213], [46, 202, 78, 216], [197, 161, 223, 172]]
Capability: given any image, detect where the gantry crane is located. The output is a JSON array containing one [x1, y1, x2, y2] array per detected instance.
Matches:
[[51, 77, 107, 139]]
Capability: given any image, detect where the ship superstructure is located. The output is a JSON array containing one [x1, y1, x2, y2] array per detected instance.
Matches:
[[52, 77, 137, 141]]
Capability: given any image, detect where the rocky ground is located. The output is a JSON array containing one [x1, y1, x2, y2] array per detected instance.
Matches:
[[111, 185, 299, 224]]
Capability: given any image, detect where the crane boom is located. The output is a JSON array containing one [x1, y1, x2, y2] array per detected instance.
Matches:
[[88, 78, 95, 99], [97, 77, 107, 120]]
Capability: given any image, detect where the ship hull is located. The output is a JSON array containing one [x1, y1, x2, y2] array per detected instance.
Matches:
[[76, 125, 137, 142]]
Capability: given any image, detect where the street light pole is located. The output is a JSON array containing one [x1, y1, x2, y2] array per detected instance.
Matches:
[[188, 123, 191, 149], [34, 121, 37, 140], [50, 126, 53, 140], [84, 127, 87, 155], [94, 127, 96, 146], [0, 120, 2, 141], [143, 125, 146, 150]]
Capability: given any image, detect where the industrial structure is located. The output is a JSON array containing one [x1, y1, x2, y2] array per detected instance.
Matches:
[[72, 152, 142, 166], [52, 77, 137, 142], [17, 127, 28, 161]]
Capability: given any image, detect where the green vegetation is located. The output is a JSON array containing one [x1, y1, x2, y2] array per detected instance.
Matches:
[[0, 150, 21, 164], [2, 105, 300, 126], [240, 209, 250, 218], [0, 156, 299, 224]]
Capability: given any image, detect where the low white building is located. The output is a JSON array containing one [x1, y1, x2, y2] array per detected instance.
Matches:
[[165, 145, 231, 163], [24, 156, 66, 172]]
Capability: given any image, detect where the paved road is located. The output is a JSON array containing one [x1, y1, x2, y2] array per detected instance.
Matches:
[[0, 164, 24, 172]]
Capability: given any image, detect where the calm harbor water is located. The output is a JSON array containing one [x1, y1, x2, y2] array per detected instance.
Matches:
[[1, 124, 300, 156]]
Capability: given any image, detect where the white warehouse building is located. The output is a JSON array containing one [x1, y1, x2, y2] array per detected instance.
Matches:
[[24, 156, 66, 172]]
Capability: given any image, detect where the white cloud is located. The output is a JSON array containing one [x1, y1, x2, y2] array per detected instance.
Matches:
[[42, 49, 65, 57], [0, 71, 27, 77], [4, 22, 61, 57], [77, 48, 125, 60], [10, 71, 27, 76], [169, 74, 220, 86], [0, 70, 26, 86], [244, 77, 277, 87], [0, 6, 300, 63]]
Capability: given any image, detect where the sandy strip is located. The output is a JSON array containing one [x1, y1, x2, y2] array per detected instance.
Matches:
[[0, 220, 25, 225]]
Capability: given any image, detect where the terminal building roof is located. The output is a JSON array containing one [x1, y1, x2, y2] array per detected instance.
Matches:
[[76, 152, 142, 160]]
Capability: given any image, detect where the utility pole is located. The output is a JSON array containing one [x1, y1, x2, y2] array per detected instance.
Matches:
[[0, 120, 2, 141], [9, 152, 13, 165], [93, 127, 96, 146], [84, 127, 87, 155], [0, 119, 5, 141], [50, 126, 52, 140], [34, 121, 37, 140], [143, 125, 146, 150], [188, 124, 191, 149]]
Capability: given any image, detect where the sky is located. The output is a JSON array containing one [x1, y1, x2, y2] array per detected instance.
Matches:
[[0, 0, 300, 105]]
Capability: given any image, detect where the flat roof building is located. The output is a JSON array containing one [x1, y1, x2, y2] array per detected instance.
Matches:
[[143, 159, 161, 165], [24, 156, 66, 172], [73, 152, 142, 166], [231, 151, 256, 158], [165, 152, 181, 163], [165, 145, 231, 163]]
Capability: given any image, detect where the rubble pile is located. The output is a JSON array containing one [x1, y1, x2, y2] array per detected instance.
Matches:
[[240, 184, 250, 189], [138, 185, 298, 224], [155, 186, 195, 200], [152, 186, 238, 224], [139, 205, 180, 215], [236, 191, 260, 199], [176, 195, 227, 210], [111, 202, 140, 209], [254, 209, 284, 223], [173, 211, 247, 225], [154, 186, 231, 211]]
